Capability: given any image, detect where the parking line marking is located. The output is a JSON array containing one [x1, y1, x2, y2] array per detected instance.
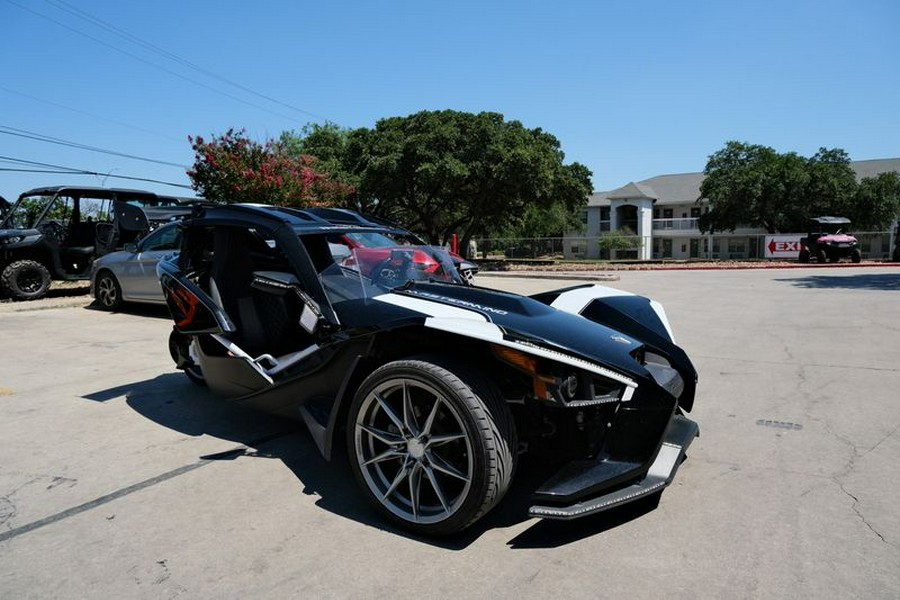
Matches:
[[0, 431, 293, 544]]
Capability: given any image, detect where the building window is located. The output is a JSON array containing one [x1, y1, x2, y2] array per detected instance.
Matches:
[[600, 207, 610, 221], [663, 208, 673, 219], [580, 209, 588, 224], [653, 208, 660, 219], [691, 207, 702, 218]]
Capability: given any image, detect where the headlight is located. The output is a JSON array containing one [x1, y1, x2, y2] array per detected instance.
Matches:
[[641, 351, 685, 399], [492, 344, 635, 406], [0, 235, 24, 245]]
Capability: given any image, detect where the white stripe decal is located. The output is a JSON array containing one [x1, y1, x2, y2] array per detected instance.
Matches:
[[375, 292, 637, 391], [423, 317, 637, 390], [550, 284, 634, 314], [373, 293, 488, 321]]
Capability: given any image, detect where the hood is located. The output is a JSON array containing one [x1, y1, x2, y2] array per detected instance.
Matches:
[[391, 282, 648, 378], [818, 234, 857, 243]]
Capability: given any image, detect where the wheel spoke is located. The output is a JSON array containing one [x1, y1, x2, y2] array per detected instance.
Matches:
[[421, 397, 442, 437], [382, 459, 411, 501], [408, 463, 423, 518], [359, 423, 405, 447], [362, 447, 405, 466], [423, 464, 450, 513], [426, 432, 467, 448], [374, 392, 405, 433], [402, 381, 419, 435], [426, 450, 470, 482]]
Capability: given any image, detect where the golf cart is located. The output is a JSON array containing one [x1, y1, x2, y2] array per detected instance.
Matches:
[[799, 216, 861, 264]]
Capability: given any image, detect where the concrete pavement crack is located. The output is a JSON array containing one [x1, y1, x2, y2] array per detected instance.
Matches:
[[836, 480, 891, 546]]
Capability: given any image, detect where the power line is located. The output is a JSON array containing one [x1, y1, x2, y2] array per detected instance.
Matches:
[[0, 125, 189, 169], [45, 0, 332, 123], [1, 126, 188, 168], [0, 85, 185, 144], [4, 0, 310, 126], [0, 155, 193, 189]]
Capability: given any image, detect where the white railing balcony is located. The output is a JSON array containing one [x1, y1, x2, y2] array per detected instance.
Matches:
[[653, 217, 700, 231]]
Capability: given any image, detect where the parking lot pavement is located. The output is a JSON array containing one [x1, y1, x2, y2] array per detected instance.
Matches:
[[1, 267, 899, 598]]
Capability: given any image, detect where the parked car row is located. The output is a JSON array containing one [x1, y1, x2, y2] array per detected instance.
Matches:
[[0, 186, 197, 300]]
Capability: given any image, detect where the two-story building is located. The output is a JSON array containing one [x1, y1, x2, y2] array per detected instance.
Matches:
[[566, 157, 900, 260]]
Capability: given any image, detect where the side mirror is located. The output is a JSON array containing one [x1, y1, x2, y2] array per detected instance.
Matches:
[[124, 242, 138, 253]]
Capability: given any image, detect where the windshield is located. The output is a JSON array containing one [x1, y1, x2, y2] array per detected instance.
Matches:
[[319, 244, 464, 307]]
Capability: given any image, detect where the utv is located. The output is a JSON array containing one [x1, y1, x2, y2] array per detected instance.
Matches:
[[798, 216, 861, 264], [0, 186, 196, 300]]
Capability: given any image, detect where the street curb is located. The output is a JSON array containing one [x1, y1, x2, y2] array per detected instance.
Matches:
[[478, 272, 620, 281]]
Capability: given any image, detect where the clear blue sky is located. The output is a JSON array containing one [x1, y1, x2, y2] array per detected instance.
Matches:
[[1, 0, 898, 203]]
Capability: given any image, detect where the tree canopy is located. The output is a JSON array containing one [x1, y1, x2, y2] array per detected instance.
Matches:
[[187, 128, 354, 207], [699, 141, 900, 233], [283, 110, 592, 250]]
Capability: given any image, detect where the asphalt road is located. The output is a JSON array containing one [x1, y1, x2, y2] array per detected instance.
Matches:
[[1, 267, 898, 598]]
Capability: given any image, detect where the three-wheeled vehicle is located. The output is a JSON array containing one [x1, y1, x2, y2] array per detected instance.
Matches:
[[159, 203, 700, 535]]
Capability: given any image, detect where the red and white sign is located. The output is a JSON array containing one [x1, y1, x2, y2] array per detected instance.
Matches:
[[765, 235, 803, 259]]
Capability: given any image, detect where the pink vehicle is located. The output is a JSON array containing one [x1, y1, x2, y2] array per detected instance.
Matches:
[[799, 216, 861, 263]]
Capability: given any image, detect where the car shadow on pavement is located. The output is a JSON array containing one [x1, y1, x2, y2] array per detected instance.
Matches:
[[775, 273, 900, 290], [86, 373, 663, 549], [84, 301, 172, 318]]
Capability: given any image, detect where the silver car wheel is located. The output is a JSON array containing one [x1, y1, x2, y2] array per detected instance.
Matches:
[[353, 377, 474, 525], [96, 272, 121, 310]]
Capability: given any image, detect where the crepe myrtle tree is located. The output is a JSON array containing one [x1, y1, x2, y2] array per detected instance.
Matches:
[[187, 128, 354, 207]]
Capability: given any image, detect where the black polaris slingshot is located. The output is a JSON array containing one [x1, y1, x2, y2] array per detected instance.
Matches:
[[159, 204, 700, 535]]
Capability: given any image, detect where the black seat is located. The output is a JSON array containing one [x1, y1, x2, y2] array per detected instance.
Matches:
[[209, 227, 299, 357]]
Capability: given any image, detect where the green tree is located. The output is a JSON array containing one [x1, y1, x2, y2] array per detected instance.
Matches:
[[598, 226, 643, 252], [849, 171, 900, 230], [699, 141, 898, 233], [336, 110, 592, 253], [279, 123, 360, 198], [187, 128, 354, 206]]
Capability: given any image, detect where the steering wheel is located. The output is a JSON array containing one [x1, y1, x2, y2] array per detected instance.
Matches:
[[371, 256, 410, 288], [42, 221, 67, 242]]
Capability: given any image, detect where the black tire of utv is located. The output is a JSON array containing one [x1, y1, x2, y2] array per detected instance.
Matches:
[[346, 357, 517, 536], [94, 270, 122, 311], [851, 249, 861, 263], [816, 249, 827, 263], [1, 260, 51, 301], [798, 249, 810, 264], [168, 329, 207, 387]]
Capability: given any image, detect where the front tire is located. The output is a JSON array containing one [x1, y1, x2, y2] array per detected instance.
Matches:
[[94, 271, 122, 311], [851, 249, 861, 263], [1, 260, 51, 301], [347, 358, 516, 535], [798, 249, 810, 263]]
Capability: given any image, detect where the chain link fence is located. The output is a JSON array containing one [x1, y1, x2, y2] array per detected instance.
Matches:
[[473, 231, 896, 261]]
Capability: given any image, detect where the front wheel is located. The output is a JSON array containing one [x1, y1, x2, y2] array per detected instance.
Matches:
[[1, 260, 51, 301], [851, 249, 861, 263], [347, 358, 516, 535], [798, 249, 810, 264]]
